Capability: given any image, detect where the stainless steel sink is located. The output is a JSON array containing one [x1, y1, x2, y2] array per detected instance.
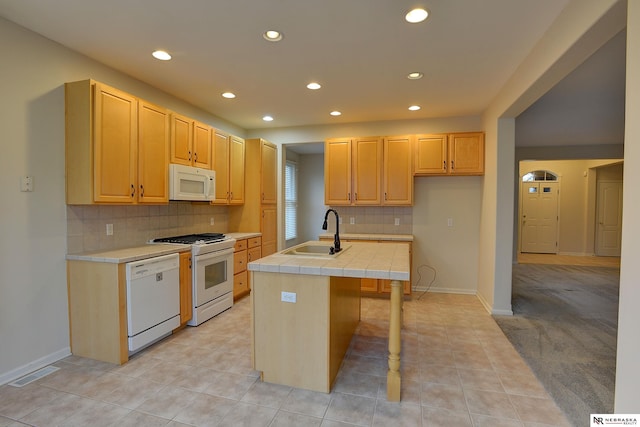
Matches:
[[281, 242, 351, 258]]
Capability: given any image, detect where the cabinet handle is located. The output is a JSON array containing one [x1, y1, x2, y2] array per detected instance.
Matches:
[[140, 184, 144, 197], [348, 193, 351, 201], [130, 184, 135, 198], [194, 152, 198, 162], [443, 160, 447, 171], [451, 160, 455, 170], [354, 193, 358, 201], [188, 150, 192, 161], [384, 192, 387, 200], [229, 191, 233, 201]]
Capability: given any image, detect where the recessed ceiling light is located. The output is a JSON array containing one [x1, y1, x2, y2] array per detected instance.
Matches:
[[263, 115, 274, 122], [263, 30, 283, 42], [407, 72, 424, 80], [307, 82, 321, 90], [152, 50, 171, 61], [408, 105, 421, 111], [222, 92, 236, 99], [330, 111, 342, 116], [405, 8, 429, 23]]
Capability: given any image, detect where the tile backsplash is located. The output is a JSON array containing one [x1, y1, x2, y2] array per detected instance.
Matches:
[[324, 206, 413, 235], [67, 202, 229, 254]]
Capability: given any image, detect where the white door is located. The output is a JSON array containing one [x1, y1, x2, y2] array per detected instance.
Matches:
[[596, 181, 623, 256], [521, 182, 559, 253]]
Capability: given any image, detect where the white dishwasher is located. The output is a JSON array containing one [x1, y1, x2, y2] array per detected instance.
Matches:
[[126, 253, 180, 354]]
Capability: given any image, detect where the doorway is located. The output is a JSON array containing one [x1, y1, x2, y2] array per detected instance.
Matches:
[[520, 170, 559, 254]]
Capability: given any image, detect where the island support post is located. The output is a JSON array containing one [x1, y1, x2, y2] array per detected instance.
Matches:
[[387, 279, 402, 401]]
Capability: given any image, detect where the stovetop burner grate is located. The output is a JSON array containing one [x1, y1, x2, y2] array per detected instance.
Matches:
[[152, 233, 225, 245]]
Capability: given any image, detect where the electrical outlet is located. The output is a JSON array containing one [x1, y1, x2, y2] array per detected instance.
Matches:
[[394, 218, 400, 226], [210, 217, 215, 226], [350, 217, 355, 225], [20, 176, 33, 192], [447, 218, 453, 227], [281, 291, 297, 303], [106, 224, 113, 236]]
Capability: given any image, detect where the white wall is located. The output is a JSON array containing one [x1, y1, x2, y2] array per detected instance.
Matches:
[[0, 17, 243, 384], [412, 177, 482, 294], [297, 154, 327, 243], [615, 0, 640, 412]]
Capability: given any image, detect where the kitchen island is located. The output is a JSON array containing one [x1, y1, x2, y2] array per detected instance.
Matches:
[[248, 240, 410, 400]]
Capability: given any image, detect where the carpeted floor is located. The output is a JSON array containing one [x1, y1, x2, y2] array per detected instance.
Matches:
[[494, 263, 620, 427]]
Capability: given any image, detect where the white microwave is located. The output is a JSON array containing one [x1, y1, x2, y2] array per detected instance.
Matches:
[[169, 164, 215, 201]]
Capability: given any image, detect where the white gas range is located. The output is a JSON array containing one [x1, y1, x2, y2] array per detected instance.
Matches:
[[152, 233, 236, 326]]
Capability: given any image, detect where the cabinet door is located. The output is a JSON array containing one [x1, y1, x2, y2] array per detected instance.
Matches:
[[383, 135, 413, 205], [170, 113, 192, 166], [324, 138, 352, 205], [448, 132, 484, 175], [93, 82, 137, 203], [248, 246, 262, 262], [414, 134, 447, 175], [352, 137, 382, 205], [261, 140, 277, 204], [229, 135, 245, 205], [192, 121, 212, 169], [138, 101, 169, 204], [212, 130, 230, 204], [360, 278, 379, 293], [179, 252, 192, 325], [261, 206, 277, 257]]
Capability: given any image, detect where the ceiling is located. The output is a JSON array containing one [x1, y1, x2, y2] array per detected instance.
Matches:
[[0, 0, 573, 131]]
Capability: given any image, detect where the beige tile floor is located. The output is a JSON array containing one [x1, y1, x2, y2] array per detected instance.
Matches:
[[0, 294, 571, 427]]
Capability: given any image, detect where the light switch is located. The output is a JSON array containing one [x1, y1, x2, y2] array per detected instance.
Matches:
[[350, 217, 355, 225], [394, 218, 400, 226], [106, 224, 113, 236], [447, 218, 453, 227]]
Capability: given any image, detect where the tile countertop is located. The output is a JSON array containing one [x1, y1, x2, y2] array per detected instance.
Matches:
[[318, 232, 413, 242], [66, 231, 261, 264], [247, 240, 410, 281], [65, 243, 191, 264]]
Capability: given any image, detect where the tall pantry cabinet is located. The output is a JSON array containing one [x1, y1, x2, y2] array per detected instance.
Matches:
[[229, 138, 278, 257]]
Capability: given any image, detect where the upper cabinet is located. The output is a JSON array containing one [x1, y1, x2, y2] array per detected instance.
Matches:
[[325, 137, 383, 205], [414, 132, 484, 176], [325, 136, 412, 206], [170, 113, 212, 169], [65, 79, 169, 204], [212, 130, 245, 205], [383, 135, 413, 205], [261, 140, 277, 205], [228, 138, 278, 257]]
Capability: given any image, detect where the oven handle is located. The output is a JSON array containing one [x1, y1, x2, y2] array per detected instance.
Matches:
[[194, 247, 235, 261]]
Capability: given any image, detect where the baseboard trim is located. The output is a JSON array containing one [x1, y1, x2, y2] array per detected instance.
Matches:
[[0, 347, 71, 386], [475, 292, 514, 316], [414, 287, 476, 295]]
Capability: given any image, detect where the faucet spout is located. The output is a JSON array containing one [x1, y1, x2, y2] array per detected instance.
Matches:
[[322, 209, 341, 253]]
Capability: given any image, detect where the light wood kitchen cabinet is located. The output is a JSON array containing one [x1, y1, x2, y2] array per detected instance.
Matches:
[[65, 79, 169, 204], [228, 139, 277, 256], [138, 100, 170, 203], [261, 141, 277, 204], [261, 206, 277, 257], [178, 251, 192, 326], [383, 135, 413, 205], [212, 130, 245, 205], [414, 132, 484, 176], [233, 239, 250, 300], [324, 137, 382, 205], [170, 114, 212, 169]]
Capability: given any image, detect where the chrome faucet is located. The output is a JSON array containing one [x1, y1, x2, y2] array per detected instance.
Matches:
[[322, 209, 341, 253]]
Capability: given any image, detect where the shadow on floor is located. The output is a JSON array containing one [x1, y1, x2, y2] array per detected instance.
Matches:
[[494, 262, 619, 427]]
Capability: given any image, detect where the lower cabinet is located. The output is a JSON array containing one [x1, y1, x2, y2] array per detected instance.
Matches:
[[234, 236, 261, 300]]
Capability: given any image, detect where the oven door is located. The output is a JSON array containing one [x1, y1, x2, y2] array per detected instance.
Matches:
[[193, 247, 234, 307]]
